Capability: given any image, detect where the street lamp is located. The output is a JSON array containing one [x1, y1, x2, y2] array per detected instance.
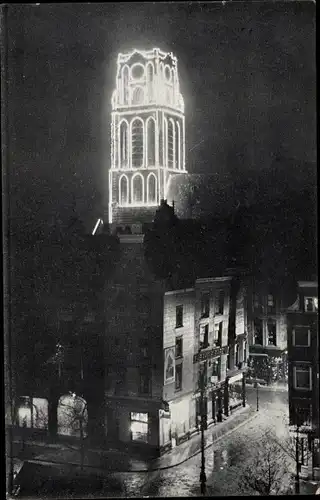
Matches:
[[199, 365, 207, 496], [254, 380, 259, 412]]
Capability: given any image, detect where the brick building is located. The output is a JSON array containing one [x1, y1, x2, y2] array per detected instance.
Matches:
[[287, 280, 319, 479]]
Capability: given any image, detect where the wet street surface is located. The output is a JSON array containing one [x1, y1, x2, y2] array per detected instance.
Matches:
[[17, 388, 291, 498]]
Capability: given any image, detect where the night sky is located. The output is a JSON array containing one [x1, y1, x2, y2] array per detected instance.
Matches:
[[7, 2, 316, 235]]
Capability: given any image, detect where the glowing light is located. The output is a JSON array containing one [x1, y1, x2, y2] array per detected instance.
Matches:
[[92, 218, 102, 235]]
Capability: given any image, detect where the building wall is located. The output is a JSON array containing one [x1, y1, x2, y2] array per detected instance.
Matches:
[[163, 289, 195, 402]]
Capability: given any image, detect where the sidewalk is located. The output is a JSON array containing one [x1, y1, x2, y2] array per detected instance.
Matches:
[[246, 382, 288, 392], [13, 404, 257, 473]]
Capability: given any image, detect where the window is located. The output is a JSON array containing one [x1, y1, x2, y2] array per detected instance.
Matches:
[[132, 86, 144, 106], [119, 121, 129, 168], [139, 338, 149, 358], [293, 326, 311, 347], [304, 297, 318, 312], [139, 368, 151, 395], [198, 362, 208, 389], [267, 294, 275, 313], [235, 344, 239, 366], [130, 412, 148, 443], [176, 305, 183, 328], [119, 175, 129, 205], [294, 365, 312, 390], [200, 324, 209, 349], [175, 363, 182, 391], [147, 118, 156, 166], [214, 322, 223, 347], [131, 119, 144, 168], [267, 320, 277, 346], [216, 291, 225, 315], [201, 293, 210, 318], [132, 174, 144, 204], [175, 337, 183, 358], [211, 358, 220, 380], [294, 404, 312, 427], [254, 318, 263, 345], [168, 119, 175, 168], [175, 121, 181, 169], [147, 173, 157, 204]]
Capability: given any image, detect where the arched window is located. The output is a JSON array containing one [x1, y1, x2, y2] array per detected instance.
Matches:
[[168, 118, 175, 169], [132, 173, 144, 204], [147, 62, 154, 102], [122, 66, 129, 105], [147, 118, 156, 167], [119, 120, 129, 168], [175, 121, 181, 169], [119, 175, 129, 205], [147, 173, 157, 204], [131, 119, 144, 168], [163, 117, 168, 167], [132, 86, 144, 106]]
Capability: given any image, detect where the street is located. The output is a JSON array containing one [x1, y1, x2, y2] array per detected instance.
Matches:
[[17, 387, 292, 497]]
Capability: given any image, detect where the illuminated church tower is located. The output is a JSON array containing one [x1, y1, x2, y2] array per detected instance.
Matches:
[[108, 48, 187, 227]]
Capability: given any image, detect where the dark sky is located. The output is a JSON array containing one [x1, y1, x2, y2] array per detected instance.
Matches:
[[7, 2, 316, 234]]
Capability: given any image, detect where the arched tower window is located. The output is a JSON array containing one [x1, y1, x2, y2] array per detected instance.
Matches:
[[122, 65, 129, 105], [163, 117, 168, 167], [132, 86, 144, 106], [119, 174, 129, 205], [132, 173, 144, 204], [147, 173, 157, 204], [147, 118, 156, 167], [176, 121, 181, 169], [168, 118, 175, 169], [119, 120, 129, 168], [131, 118, 144, 168], [147, 62, 154, 102]]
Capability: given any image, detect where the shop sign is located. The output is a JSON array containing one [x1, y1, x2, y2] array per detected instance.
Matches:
[[193, 345, 228, 364]]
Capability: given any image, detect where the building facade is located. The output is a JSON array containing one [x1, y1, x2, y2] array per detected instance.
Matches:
[[108, 48, 187, 228], [247, 281, 288, 383], [104, 255, 249, 456], [287, 281, 319, 479]]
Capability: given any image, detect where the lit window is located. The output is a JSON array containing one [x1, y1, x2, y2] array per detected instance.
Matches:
[[131, 119, 144, 168], [305, 297, 318, 312], [201, 293, 210, 318], [175, 363, 183, 391], [267, 320, 277, 346], [175, 337, 183, 358], [293, 327, 311, 347], [176, 305, 183, 328], [130, 412, 148, 443], [211, 358, 220, 379], [200, 324, 209, 349], [294, 365, 312, 390]]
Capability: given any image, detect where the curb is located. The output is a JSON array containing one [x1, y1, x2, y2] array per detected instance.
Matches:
[[16, 409, 258, 474]]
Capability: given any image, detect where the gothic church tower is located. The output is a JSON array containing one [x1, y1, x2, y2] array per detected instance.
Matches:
[[108, 48, 187, 228]]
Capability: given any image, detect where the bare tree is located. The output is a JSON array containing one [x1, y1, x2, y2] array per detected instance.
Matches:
[[58, 393, 88, 471]]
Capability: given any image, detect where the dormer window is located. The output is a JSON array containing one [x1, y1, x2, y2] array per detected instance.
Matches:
[[304, 297, 318, 312]]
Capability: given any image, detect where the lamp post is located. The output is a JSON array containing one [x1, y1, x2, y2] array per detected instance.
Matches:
[[295, 426, 300, 494], [254, 380, 259, 412], [199, 364, 207, 496]]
